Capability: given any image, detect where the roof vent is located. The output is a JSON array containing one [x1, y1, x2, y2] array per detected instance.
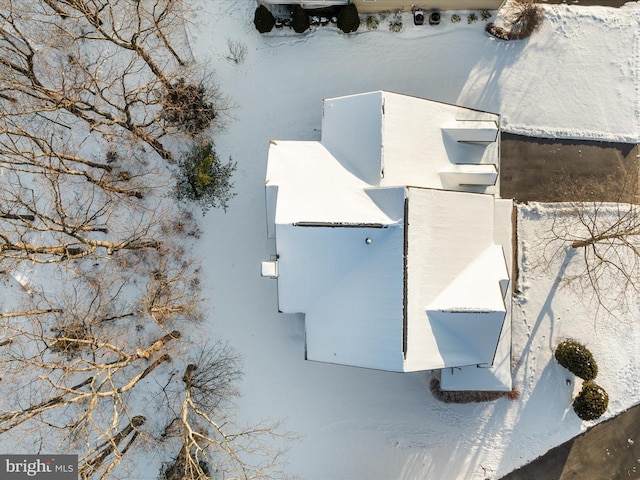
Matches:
[[261, 260, 279, 278]]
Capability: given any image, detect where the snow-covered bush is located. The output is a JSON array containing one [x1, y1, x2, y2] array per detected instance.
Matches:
[[467, 12, 478, 23], [573, 382, 609, 421], [254, 5, 275, 33], [174, 141, 237, 214], [388, 12, 403, 32], [337, 4, 360, 33], [485, 22, 510, 40], [451, 14, 461, 23], [365, 15, 379, 30], [291, 5, 310, 33], [555, 340, 598, 381]]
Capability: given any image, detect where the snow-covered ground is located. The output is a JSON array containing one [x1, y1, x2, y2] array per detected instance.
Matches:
[[187, 2, 640, 479]]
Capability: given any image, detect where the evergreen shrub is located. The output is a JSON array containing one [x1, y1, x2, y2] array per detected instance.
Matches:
[[337, 4, 360, 33], [573, 382, 608, 421], [291, 5, 310, 33], [555, 340, 598, 381], [254, 5, 275, 33]]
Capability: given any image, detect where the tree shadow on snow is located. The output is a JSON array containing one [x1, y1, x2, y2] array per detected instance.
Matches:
[[513, 248, 576, 383], [456, 38, 527, 114]]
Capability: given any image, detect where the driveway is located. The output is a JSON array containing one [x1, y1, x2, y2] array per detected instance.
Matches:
[[500, 403, 640, 479], [500, 133, 639, 203]]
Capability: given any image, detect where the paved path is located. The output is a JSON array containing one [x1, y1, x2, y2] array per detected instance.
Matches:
[[500, 133, 639, 203], [500, 403, 640, 479]]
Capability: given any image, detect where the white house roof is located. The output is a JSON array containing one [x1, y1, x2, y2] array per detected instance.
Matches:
[[266, 141, 395, 226], [321, 91, 500, 194], [264, 91, 511, 388], [404, 189, 508, 371], [440, 197, 514, 391]]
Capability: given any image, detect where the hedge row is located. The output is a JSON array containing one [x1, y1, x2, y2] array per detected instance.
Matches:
[[254, 4, 360, 34]]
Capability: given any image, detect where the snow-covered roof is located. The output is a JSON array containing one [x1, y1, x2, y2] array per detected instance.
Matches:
[[265, 91, 511, 387], [321, 91, 500, 194], [404, 189, 508, 371]]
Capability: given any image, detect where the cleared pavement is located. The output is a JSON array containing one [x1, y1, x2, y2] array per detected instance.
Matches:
[[500, 403, 640, 479], [500, 133, 639, 203]]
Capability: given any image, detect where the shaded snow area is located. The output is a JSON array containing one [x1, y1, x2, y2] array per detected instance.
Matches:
[[187, 2, 640, 479]]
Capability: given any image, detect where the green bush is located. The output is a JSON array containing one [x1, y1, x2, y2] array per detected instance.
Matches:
[[174, 142, 237, 214], [555, 340, 598, 381], [254, 5, 275, 33], [337, 4, 360, 33], [573, 382, 608, 421], [291, 5, 310, 33]]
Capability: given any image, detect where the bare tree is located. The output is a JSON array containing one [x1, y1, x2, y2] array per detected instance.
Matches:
[[536, 169, 640, 315], [0, 299, 181, 475], [0, 120, 149, 199], [0, 165, 171, 272], [160, 344, 293, 480], [0, 0, 228, 159], [225, 39, 247, 65], [0, 1, 286, 478], [0, 248, 291, 479]]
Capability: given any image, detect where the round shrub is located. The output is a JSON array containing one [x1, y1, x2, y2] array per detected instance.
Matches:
[[337, 4, 360, 33], [254, 5, 275, 33], [291, 5, 310, 33], [555, 340, 598, 381], [573, 382, 608, 421]]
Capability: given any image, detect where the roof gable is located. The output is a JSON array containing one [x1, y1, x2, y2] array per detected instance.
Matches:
[[321, 92, 384, 185]]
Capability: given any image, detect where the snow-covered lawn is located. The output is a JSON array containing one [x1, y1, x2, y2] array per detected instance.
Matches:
[[187, 2, 640, 478]]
